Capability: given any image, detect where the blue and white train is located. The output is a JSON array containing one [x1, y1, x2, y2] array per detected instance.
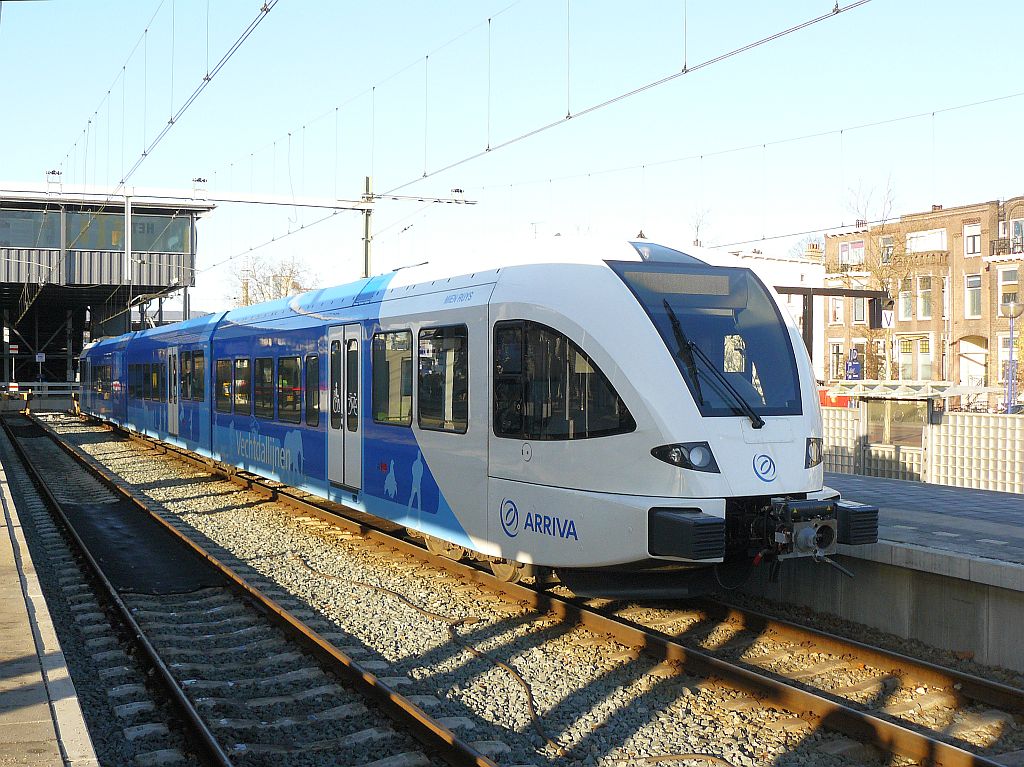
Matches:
[[80, 238, 877, 584]]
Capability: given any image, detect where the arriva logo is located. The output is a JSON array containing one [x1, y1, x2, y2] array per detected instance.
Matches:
[[499, 498, 580, 541], [753, 453, 777, 482], [499, 498, 519, 537]]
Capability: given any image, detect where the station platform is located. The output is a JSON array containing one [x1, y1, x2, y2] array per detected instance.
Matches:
[[743, 471, 1024, 673], [827, 472, 1024, 568], [0, 436, 97, 764]]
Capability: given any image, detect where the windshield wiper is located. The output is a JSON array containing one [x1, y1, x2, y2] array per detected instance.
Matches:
[[663, 299, 704, 405], [662, 300, 765, 429]]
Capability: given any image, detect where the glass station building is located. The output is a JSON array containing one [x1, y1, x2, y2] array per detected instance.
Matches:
[[0, 189, 214, 385]]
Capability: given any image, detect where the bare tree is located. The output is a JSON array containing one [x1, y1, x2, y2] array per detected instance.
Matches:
[[229, 254, 317, 307], [840, 180, 912, 380], [691, 208, 710, 247]]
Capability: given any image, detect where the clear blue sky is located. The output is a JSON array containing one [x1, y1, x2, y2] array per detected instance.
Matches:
[[2, 0, 1023, 310]]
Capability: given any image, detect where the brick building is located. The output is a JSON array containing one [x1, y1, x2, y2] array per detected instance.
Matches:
[[823, 196, 1023, 405]]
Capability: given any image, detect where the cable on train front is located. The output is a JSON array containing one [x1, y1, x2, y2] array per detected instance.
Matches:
[[612, 245, 878, 583]]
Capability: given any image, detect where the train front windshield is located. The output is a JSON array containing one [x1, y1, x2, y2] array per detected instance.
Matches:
[[610, 261, 803, 418]]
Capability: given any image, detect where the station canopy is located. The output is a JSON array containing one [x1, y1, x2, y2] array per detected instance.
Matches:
[[826, 379, 1002, 400]]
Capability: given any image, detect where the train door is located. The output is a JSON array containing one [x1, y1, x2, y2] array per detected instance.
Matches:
[[167, 347, 179, 436], [327, 324, 361, 491]]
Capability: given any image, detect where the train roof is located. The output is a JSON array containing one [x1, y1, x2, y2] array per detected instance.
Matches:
[[84, 237, 747, 348]]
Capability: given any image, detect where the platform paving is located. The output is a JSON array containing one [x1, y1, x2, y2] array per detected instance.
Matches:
[[0, 438, 98, 765], [827, 472, 1024, 565]]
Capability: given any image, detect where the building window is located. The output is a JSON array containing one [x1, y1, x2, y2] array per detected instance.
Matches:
[[964, 223, 981, 257], [853, 297, 866, 323], [899, 338, 914, 380], [372, 331, 413, 426], [906, 228, 947, 254], [829, 297, 843, 324], [899, 278, 913, 321], [234, 359, 251, 414], [880, 235, 894, 264], [418, 326, 468, 433], [215, 359, 232, 413], [965, 274, 982, 319], [918, 338, 932, 380], [1011, 219, 1024, 254], [839, 240, 865, 267], [918, 276, 932, 320], [493, 321, 635, 440], [277, 356, 302, 424], [829, 342, 844, 381], [998, 266, 1019, 307], [254, 358, 274, 419]]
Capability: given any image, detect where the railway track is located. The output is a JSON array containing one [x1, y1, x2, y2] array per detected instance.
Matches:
[[2, 414, 499, 767], [38, 411, 1024, 767]]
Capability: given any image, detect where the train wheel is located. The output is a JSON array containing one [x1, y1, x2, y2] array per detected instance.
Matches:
[[488, 559, 523, 583], [425, 536, 466, 561]]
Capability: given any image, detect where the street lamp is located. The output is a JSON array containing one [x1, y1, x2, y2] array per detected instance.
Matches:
[[1000, 298, 1024, 412]]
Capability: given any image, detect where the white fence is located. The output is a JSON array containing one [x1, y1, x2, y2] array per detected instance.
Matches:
[[822, 406, 1024, 493]]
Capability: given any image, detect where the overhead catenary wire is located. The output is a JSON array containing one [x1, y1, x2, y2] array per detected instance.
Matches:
[[381, 0, 873, 196], [471, 87, 1024, 194]]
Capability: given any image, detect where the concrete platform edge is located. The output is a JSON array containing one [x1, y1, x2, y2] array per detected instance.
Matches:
[[839, 539, 1024, 593], [741, 539, 1024, 673], [0, 438, 99, 766]]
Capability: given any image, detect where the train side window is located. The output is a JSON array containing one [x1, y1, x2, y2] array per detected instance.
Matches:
[[181, 352, 193, 402], [346, 339, 358, 432], [158, 363, 167, 402], [233, 359, 251, 413], [151, 365, 160, 402], [493, 320, 636, 440], [127, 365, 136, 399], [493, 324, 523, 436], [192, 350, 206, 401], [277, 356, 302, 424], [372, 331, 412, 426], [254, 358, 274, 419], [215, 359, 232, 413], [142, 363, 152, 400], [170, 355, 177, 404], [330, 341, 342, 430], [418, 325, 468, 433], [305, 355, 320, 427]]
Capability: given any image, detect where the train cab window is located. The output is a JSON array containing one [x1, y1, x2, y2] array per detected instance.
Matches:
[[254, 358, 274, 419], [305, 355, 319, 427], [215, 360, 232, 413], [158, 363, 167, 402], [277, 356, 302, 424], [181, 352, 193, 402], [233, 359, 251, 413], [346, 339, 358, 432], [493, 321, 636, 440], [372, 331, 412, 426], [418, 326, 468, 433], [192, 350, 206, 401], [330, 341, 342, 430]]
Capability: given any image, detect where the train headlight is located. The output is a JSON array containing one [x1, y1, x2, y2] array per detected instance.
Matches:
[[651, 442, 720, 473], [805, 437, 823, 468]]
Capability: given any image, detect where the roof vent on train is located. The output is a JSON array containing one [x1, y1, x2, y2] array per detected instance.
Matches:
[[630, 241, 707, 265]]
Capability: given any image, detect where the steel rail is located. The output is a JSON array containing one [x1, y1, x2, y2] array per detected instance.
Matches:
[[0, 416, 235, 767], [31, 416, 498, 767], [74, 416, 1012, 767]]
